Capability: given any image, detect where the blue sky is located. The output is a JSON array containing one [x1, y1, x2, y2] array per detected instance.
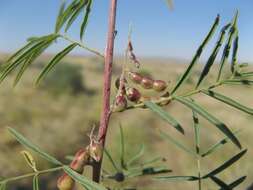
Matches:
[[0, 0, 252, 62]]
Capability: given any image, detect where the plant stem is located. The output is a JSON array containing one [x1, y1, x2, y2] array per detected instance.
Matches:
[[0, 166, 63, 184], [93, 0, 118, 183], [197, 158, 202, 190], [60, 34, 104, 58]]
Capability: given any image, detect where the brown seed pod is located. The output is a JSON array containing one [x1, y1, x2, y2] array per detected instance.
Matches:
[[57, 149, 89, 190], [113, 94, 127, 112], [141, 77, 153, 89], [70, 149, 89, 173], [128, 71, 143, 84], [57, 173, 74, 190], [126, 87, 141, 102], [153, 80, 167, 92]]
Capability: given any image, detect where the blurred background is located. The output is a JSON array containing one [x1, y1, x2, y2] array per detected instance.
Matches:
[[0, 0, 252, 189]]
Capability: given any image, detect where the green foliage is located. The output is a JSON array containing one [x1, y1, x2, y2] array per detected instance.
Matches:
[[171, 15, 220, 94], [8, 127, 62, 165], [144, 101, 184, 134], [0, 1, 252, 189], [55, 0, 93, 40]]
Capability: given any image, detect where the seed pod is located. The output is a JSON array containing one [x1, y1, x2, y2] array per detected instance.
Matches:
[[139, 96, 151, 102], [128, 72, 143, 84], [88, 141, 103, 162], [126, 87, 141, 102], [57, 149, 89, 190], [70, 149, 89, 173], [115, 77, 126, 95], [153, 80, 167, 92], [57, 173, 74, 190], [141, 77, 153, 89], [113, 95, 127, 112]]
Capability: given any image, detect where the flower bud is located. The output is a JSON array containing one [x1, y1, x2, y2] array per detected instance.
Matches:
[[126, 87, 141, 102], [128, 72, 143, 84], [153, 80, 167, 92], [114, 172, 125, 182], [88, 141, 103, 162], [57, 173, 74, 190], [141, 77, 153, 89], [113, 95, 127, 112]]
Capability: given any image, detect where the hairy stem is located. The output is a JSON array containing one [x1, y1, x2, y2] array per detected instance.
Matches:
[[0, 166, 63, 184], [93, 0, 118, 183]]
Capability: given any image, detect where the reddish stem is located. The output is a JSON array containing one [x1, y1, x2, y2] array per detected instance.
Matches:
[[93, 0, 118, 182]]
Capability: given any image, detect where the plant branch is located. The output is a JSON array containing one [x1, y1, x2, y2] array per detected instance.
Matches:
[[60, 34, 104, 58], [93, 0, 118, 183], [0, 166, 63, 184]]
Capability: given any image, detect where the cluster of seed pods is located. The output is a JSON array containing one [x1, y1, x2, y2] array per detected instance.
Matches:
[[57, 138, 103, 190], [112, 71, 169, 112]]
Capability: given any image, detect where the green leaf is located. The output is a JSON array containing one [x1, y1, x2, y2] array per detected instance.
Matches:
[[231, 33, 239, 74], [192, 100, 201, 154], [63, 166, 107, 190], [0, 34, 58, 84], [128, 166, 172, 178], [0, 41, 47, 83], [210, 176, 230, 189], [201, 130, 241, 157], [174, 97, 241, 149], [225, 176, 247, 189], [104, 148, 120, 172], [65, 0, 87, 32], [119, 124, 126, 169], [55, 0, 66, 33], [202, 149, 247, 178], [33, 175, 39, 190], [55, 0, 80, 33], [144, 101, 184, 134], [80, 0, 93, 40], [5, 41, 34, 63], [36, 43, 78, 84], [171, 15, 220, 94], [217, 11, 238, 81], [14, 39, 55, 85], [222, 79, 253, 85], [240, 71, 253, 78], [8, 127, 62, 165], [160, 130, 196, 156], [155, 175, 199, 181], [196, 24, 230, 88], [126, 144, 145, 167], [201, 90, 253, 115]]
